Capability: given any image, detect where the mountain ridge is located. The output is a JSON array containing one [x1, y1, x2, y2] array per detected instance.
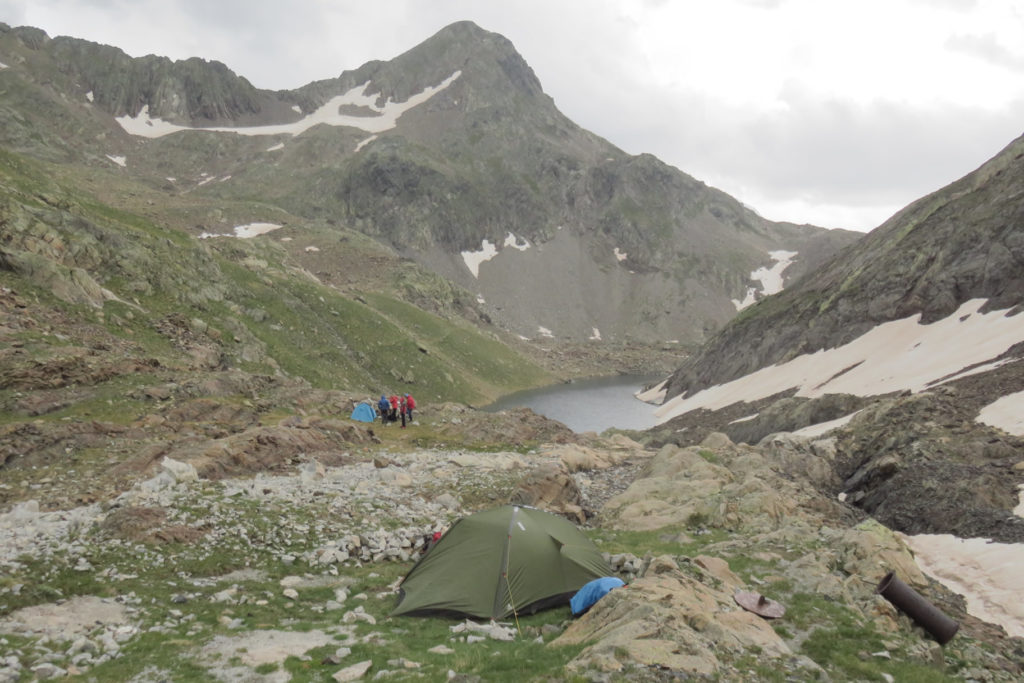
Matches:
[[661, 131, 1024, 400], [0, 19, 860, 344]]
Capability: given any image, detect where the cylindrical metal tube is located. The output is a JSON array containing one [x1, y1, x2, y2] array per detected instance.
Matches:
[[876, 571, 959, 645]]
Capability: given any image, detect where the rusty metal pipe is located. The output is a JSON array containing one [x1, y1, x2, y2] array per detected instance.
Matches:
[[876, 571, 959, 645]]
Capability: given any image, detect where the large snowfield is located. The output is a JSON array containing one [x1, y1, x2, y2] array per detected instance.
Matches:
[[655, 298, 1024, 432]]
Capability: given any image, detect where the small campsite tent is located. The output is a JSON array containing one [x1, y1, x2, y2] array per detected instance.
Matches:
[[350, 402, 376, 422], [392, 505, 612, 619]]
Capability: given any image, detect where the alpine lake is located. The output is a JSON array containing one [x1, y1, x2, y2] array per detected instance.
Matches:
[[483, 374, 663, 433]]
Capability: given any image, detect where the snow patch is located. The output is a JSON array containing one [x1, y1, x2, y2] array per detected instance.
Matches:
[[657, 299, 1024, 422], [166, 177, 176, 183], [476, 295, 486, 305], [0, 61, 8, 69], [977, 389, 1024, 435], [105, 155, 126, 167], [291, 105, 301, 114], [235, 223, 282, 238], [85, 91, 94, 102], [504, 232, 530, 251], [899, 533, 1024, 639], [266, 142, 284, 152], [115, 105, 189, 137], [461, 239, 498, 278], [614, 247, 627, 262], [635, 381, 667, 404], [116, 72, 461, 139], [199, 223, 282, 239], [589, 328, 602, 341], [729, 414, 760, 425], [537, 326, 554, 338], [219, 175, 232, 182], [732, 250, 798, 311], [304, 246, 320, 252], [791, 411, 861, 438], [732, 287, 758, 311], [355, 135, 377, 152]]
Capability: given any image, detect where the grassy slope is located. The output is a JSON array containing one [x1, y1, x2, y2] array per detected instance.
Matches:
[[0, 147, 553, 411]]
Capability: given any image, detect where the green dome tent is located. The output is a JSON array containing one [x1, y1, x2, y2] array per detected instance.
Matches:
[[392, 505, 612, 619]]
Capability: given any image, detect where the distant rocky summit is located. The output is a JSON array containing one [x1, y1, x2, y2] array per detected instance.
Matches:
[[0, 19, 858, 345]]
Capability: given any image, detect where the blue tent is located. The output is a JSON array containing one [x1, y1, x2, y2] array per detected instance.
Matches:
[[350, 402, 376, 422]]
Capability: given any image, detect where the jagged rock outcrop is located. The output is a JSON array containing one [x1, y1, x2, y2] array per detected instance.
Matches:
[[547, 433, 1005, 679]]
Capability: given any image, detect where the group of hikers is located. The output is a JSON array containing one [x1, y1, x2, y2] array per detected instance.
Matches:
[[377, 393, 416, 427]]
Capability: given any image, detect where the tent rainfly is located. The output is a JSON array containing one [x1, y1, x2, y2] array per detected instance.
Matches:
[[392, 505, 612, 619]]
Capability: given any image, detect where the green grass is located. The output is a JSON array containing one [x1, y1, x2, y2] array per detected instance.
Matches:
[[361, 292, 553, 399], [1, 147, 552, 410], [696, 448, 720, 464]]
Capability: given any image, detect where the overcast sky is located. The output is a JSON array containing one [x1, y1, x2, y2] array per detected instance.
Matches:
[[3, 0, 1023, 232]]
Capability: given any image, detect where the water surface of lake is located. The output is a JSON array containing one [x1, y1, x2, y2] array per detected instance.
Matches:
[[484, 375, 663, 433]]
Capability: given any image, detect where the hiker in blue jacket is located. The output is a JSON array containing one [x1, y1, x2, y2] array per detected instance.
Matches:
[[377, 395, 390, 422]]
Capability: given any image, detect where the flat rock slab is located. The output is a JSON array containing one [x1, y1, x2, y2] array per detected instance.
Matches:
[[0, 596, 130, 638], [202, 629, 335, 666]]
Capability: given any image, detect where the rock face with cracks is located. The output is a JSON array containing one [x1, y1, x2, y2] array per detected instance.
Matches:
[[554, 432, 1022, 679], [555, 555, 795, 678]]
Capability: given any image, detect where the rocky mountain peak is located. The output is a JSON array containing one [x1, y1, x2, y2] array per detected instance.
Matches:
[[322, 20, 545, 116], [0, 18, 857, 348]]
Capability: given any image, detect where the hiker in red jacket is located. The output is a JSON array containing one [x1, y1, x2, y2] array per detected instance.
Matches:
[[388, 395, 399, 423], [405, 394, 416, 422]]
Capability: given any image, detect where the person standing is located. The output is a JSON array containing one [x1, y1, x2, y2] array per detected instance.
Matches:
[[389, 394, 399, 423], [405, 394, 416, 422], [399, 395, 407, 428], [377, 395, 390, 423]]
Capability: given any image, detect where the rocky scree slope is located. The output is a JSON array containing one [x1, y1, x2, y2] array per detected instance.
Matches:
[[649, 132, 1024, 544], [1, 428, 1022, 681], [0, 20, 860, 344]]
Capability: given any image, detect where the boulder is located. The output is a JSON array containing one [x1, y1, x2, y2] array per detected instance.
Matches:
[[332, 660, 372, 682], [161, 457, 199, 483], [508, 463, 584, 521], [554, 555, 790, 677]]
